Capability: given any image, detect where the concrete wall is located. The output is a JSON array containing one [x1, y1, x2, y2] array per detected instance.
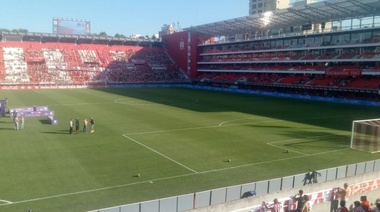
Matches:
[[189, 171, 380, 212]]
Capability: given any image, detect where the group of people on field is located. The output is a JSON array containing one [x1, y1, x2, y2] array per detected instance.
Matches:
[[69, 117, 94, 134]]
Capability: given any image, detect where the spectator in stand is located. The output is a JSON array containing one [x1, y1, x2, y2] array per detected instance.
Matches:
[[360, 196, 370, 212], [353, 201, 365, 212], [301, 195, 311, 212], [338, 183, 350, 204], [337, 200, 349, 212], [263, 198, 282, 212], [293, 189, 305, 212], [373, 202, 380, 212]]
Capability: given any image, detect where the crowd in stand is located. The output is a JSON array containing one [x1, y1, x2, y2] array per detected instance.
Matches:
[[2, 41, 380, 101], [0, 43, 187, 85], [195, 34, 380, 101], [261, 184, 380, 212], [192, 71, 380, 101]]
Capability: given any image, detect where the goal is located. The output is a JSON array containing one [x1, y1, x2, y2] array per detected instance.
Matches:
[[351, 118, 380, 153]]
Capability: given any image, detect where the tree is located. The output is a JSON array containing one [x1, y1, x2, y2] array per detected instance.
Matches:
[[99, 31, 107, 37], [114, 33, 126, 38], [0, 28, 10, 33], [17, 28, 28, 33]]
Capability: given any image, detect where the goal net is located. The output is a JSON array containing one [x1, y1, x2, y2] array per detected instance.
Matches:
[[351, 118, 380, 153]]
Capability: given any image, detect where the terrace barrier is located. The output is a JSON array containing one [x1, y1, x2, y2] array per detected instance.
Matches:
[[91, 159, 380, 212]]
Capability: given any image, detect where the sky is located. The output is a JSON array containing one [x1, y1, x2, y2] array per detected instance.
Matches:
[[0, 0, 254, 37]]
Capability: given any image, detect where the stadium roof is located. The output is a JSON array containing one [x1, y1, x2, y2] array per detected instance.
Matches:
[[183, 0, 380, 37]]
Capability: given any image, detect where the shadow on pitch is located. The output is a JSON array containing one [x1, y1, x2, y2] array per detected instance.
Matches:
[[0, 120, 12, 123], [39, 119, 52, 125], [42, 130, 70, 135], [0, 127, 16, 130], [246, 124, 291, 129]]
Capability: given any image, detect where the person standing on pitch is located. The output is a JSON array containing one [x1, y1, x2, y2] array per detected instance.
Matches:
[[90, 117, 95, 133], [14, 116, 19, 130], [75, 118, 80, 134], [69, 119, 73, 134], [83, 118, 88, 133], [20, 116, 24, 130]]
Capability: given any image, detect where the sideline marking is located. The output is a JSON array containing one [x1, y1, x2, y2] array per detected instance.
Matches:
[[122, 134, 198, 173]]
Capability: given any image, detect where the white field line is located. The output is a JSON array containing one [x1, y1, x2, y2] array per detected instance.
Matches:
[[267, 135, 336, 155], [125, 124, 221, 136], [267, 133, 349, 156], [125, 115, 349, 136], [218, 115, 348, 127], [0, 102, 350, 207], [268, 134, 348, 145], [0, 147, 349, 207], [47, 98, 151, 107], [0, 200, 13, 205], [267, 142, 307, 155], [122, 134, 198, 173]]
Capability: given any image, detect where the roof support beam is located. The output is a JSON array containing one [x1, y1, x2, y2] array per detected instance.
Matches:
[[347, 0, 375, 14], [287, 8, 317, 22], [305, 5, 334, 18], [183, 0, 380, 37], [323, 1, 356, 15]]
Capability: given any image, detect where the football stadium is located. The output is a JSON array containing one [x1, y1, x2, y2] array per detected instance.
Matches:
[[1, 0, 380, 212]]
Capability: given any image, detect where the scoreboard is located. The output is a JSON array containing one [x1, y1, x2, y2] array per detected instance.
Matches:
[[52, 18, 90, 35]]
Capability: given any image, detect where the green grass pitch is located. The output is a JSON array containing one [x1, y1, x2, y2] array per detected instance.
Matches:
[[0, 87, 379, 211]]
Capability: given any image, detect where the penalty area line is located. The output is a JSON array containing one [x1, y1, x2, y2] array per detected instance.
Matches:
[[0, 200, 12, 205], [122, 134, 198, 173]]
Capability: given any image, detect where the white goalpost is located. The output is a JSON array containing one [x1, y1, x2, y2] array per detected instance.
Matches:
[[351, 118, 380, 153]]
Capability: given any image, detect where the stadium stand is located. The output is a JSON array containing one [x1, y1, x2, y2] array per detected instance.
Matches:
[[1, 0, 380, 211], [190, 28, 380, 100], [2, 0, 379, 103], [0, 41, 188, 86]]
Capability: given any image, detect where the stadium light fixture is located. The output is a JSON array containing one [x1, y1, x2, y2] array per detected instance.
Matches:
[[261, 11, 273, 26]]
